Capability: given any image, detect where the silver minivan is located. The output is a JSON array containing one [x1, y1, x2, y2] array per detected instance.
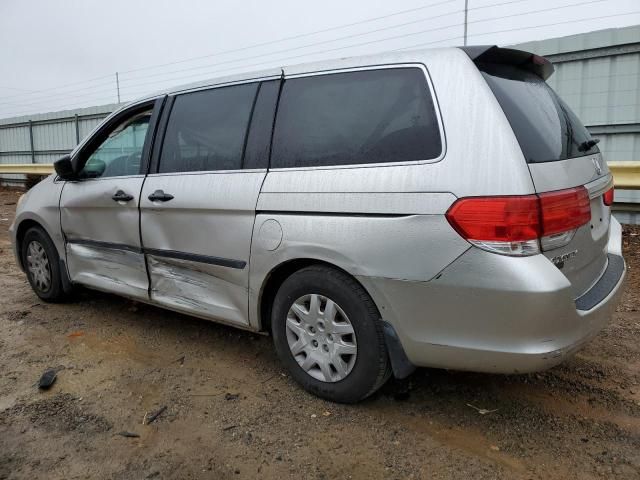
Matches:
[[10, 46, 626, 403]]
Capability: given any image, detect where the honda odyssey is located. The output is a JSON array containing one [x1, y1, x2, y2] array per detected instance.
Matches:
[[10, 46, 626, 403]]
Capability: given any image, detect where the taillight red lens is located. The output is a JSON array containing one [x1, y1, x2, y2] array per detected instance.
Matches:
[[445, 195, 541, 242], [539, 186, 591, 236], [446, 187, 592, 255], [603, 187, 614, 206]]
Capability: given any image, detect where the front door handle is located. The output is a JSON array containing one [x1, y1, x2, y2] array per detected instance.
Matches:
[[148, 189, 174, 202], [112, 190, 134, 202]]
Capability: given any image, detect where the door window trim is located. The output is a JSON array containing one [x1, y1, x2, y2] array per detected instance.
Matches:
[[148, 75, 281, 175], [71, 97, 166, 181], [269, 63, 447, 172]]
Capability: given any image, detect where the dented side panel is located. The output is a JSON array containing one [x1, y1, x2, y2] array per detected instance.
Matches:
[[60, 176, 147, 297], [147, 255, 248, 325], [140, 171, 267, 327], [249, 210, 470, 330], [66, 242, 148, 300]]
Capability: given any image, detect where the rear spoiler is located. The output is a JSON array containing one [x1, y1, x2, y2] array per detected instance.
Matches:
[[459, 46, 555, 80]]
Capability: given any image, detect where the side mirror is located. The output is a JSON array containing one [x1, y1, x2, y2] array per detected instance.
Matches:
[[54, 154, 76, 180]]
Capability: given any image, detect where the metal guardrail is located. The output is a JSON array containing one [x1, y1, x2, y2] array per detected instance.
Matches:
[[1, 161, 640, 189], [0, 163, 54, 175], [608, 161, 640, 189]]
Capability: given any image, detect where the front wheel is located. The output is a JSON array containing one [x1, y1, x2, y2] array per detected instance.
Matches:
[[271, 265, 390, 403], [21, 226, 68, 302]]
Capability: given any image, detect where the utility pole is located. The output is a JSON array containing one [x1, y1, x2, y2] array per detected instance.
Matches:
[[115, 72, 121, 103], [463, 0, 469, 46]]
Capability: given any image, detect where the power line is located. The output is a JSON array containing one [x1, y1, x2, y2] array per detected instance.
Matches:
[[396, 8, 640, 50], [1, 2, 636, 118], [119, 4, 465, 82], [0, 0, 527, 109], [0, 73, 115, 103], [0, 0, 528, 105], [0, 0, 458, 104], [120, 0, 547, 77], [116, 0, 606, 93], [0, 78, 116, 109], [0, 0, 606, 111], [0, 95, 119, 120], [471, 9, 640, 39], [120, 0, 531, 83], [119, 14, 460, 85], [118, 0, 460, 75], [0, 85, 40, 93], [5, 6, 460, 109], [0, 83, 123, 111]]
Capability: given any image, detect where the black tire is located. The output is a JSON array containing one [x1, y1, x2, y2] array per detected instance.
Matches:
[[21, 226, 68, 302], [271, 265, 391, 403]]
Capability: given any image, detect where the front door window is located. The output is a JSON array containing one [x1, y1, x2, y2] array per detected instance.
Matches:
[[79, 110, 151, 179]]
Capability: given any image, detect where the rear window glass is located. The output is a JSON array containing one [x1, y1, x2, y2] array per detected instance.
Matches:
[[271, 68, 442, 169], [480, 63, 599, 163]]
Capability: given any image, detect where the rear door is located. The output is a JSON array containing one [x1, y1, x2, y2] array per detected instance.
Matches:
[[60, 99, 163, 300], [478, 57, 612, 298], [139, 79, 280, 326]]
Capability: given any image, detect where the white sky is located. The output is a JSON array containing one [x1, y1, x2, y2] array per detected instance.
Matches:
[[0, 0, 638, 119]]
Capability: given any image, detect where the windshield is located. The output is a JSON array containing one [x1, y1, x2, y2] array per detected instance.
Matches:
[[479, 62, 599, 163]]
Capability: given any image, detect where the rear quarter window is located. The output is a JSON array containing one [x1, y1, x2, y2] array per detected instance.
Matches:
[[271, 68, 442, 169]]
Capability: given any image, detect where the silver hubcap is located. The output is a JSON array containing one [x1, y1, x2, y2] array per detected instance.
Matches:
[[26, 241, 51, 292], [286, 294, 357, 383]]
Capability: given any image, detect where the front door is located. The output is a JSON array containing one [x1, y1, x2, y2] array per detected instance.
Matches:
[[60, 99, 163, 300], [140, 80, 279, 326]]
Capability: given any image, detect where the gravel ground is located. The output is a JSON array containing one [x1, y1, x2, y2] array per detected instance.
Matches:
[[0, 186, 639, 480]]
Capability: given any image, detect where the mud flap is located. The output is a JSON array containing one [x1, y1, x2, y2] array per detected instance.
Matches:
[[382, 321, 416, 379], [59, 259, 74, 294]]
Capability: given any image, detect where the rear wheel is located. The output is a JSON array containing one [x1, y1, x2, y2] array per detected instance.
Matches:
[[271, 265, 390, 403], [21, 226, 67, 302]]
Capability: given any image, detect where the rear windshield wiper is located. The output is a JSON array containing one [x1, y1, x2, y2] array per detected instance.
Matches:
[[578, 138, 600, 152]]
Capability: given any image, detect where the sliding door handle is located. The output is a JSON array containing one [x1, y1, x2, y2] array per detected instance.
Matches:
[[112, 190, 134, 202], [148, 190, 174, 202]]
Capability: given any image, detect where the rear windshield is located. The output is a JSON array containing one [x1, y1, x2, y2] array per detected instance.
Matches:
[[479, 63, 599, 163]]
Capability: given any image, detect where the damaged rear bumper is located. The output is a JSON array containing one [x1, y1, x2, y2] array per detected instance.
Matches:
[[358, 221, 626, 375]]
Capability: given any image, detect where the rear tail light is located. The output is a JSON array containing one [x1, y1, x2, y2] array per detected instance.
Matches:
[[603, 187, 614, 206], [446, 186, 591, 256], [538, 187, 591, 250], [445, 196, 541, 256]]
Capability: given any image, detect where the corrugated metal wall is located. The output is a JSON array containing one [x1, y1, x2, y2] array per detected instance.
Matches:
[[0, 104, 118, 184]]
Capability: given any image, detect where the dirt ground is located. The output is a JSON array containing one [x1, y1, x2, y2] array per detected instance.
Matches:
[[0, 186, 639, 480]]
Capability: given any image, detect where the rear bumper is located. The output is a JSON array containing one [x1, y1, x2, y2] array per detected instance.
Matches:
[[358, 218, 626, 374]]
